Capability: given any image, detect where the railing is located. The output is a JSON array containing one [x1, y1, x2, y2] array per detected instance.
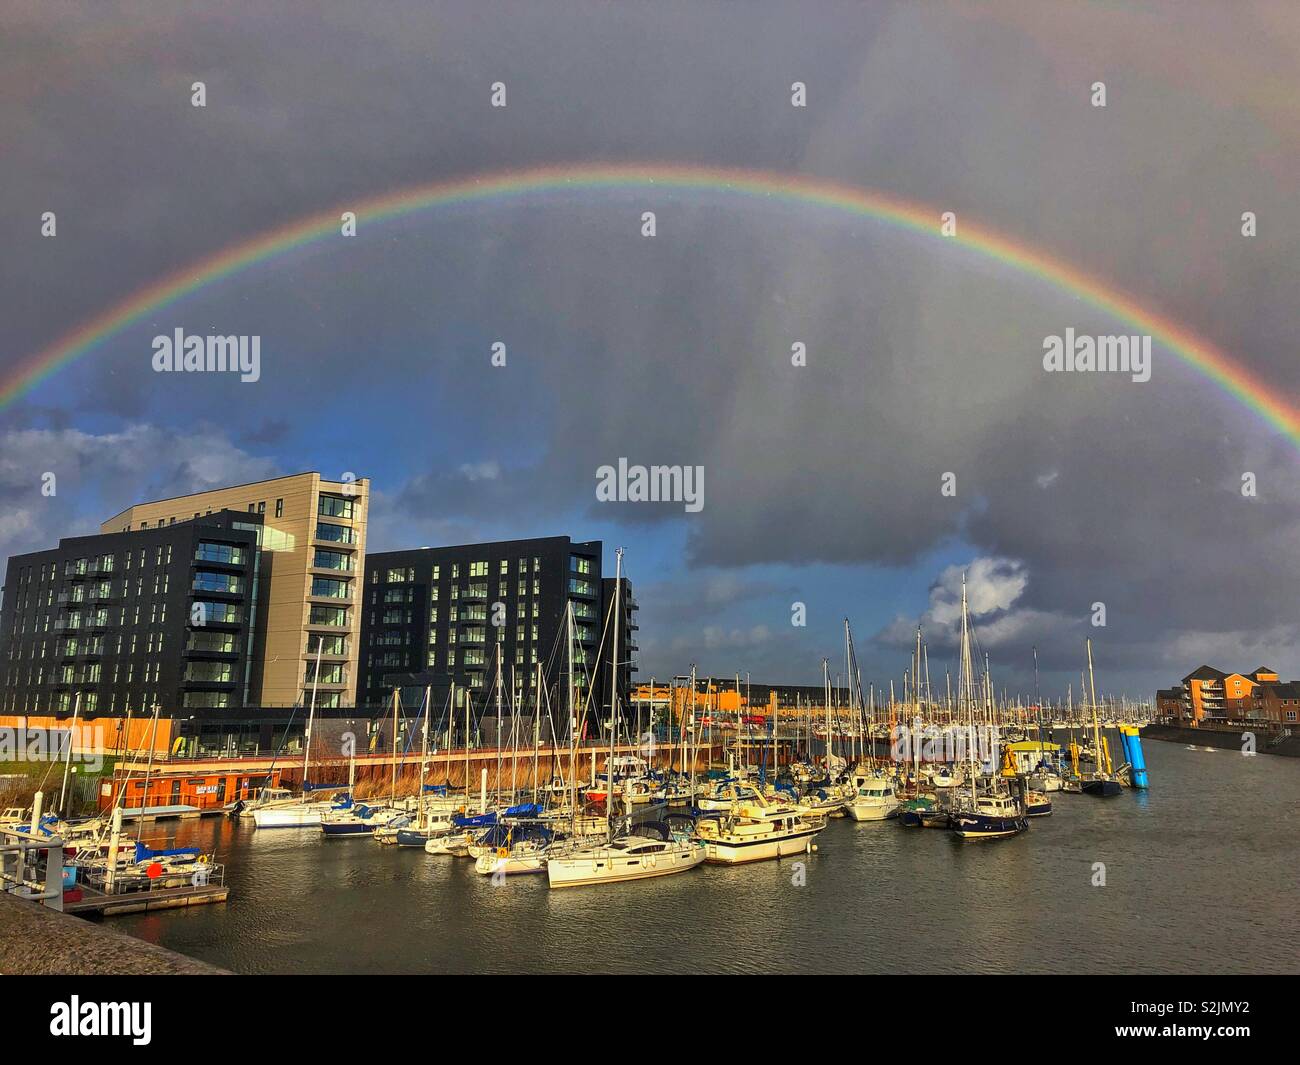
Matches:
[[195, 547, 245, 565], [193, 576, 243, 595], [80, 860, 226, 898], [0, 832, 65, 911]]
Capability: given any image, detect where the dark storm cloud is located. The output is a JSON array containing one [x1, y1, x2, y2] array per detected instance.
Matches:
[[2, 2, 1298, 693]]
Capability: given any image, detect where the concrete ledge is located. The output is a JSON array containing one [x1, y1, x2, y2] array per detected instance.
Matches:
[[0, 892, 228, 974], [1143, 722, 1300, 757]]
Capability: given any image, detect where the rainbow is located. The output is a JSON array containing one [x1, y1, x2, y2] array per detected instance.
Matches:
[[6, 162, 1297, 447]]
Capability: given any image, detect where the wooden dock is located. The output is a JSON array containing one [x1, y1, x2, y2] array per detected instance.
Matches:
[[64, 880, 230, 916]]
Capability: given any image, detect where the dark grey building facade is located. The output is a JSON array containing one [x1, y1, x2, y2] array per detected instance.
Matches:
[[0, 511, 263, 716], [357, 537, 637, 721]]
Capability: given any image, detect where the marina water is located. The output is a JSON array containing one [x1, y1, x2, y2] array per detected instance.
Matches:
[[109, 740, 1299, 974]]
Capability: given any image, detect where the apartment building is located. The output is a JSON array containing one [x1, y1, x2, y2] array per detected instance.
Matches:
[[0, 511, 261, 715], [357, 537, 637, 718], [100, 472, 369, 707]]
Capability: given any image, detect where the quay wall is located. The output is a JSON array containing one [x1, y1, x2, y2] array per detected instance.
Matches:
[[1142, 723, 1300, 757], [0, 891, 227, 975]]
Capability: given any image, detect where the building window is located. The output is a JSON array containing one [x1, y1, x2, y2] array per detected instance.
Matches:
[[318, 494, 355, 519], [311, 577, 351, 599], [316, 522, 356, 544], [313, 549, 352, 571], [308, 605, 348, 627], [275, 498, 284, 518]]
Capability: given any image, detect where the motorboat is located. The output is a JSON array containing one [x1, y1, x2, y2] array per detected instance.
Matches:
[[692, 786, 824, 863], [320, 803, 410, 837], [1025, 790, 1053, 816], [845, 771, 899, 822]]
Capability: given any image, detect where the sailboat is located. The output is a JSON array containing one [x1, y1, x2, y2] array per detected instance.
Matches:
[[1080, 639, 1124, 797], [252, 640, 346, 828], [947, 574, 1028, 840], [547, 550, 705, 888], [846, 622, 902, 823], [425, 682, 480, 856]]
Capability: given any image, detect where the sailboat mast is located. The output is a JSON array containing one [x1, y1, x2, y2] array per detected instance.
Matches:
[[533, 662, 542, 800], [1087, 637, 1102, 774], [418, 685, 430, 826], [607, 548, 623, 842], [303, 636, 323, 790], [844, 619, 855, 764], [391, 687, 399, 806], [822, 658, 832, 775], [58, 690, 82, 815], [959, 574, 977, 804]]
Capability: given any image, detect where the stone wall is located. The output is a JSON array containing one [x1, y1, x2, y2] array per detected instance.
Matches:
[[0, 892, 227, 974]]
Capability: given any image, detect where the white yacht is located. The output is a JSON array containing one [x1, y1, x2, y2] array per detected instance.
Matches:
[[474, 835, 551, 876], [692, 787, 824, 863], [844, 771, 899, 822], [546, 828, 704, 888], [250, 792, 339, 829]]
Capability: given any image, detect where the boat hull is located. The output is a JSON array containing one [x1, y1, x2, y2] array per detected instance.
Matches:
[[845, 800, 898, 822], [1081, 778, 1123, 798], [950, 812, 1028, 839], [475, 852, 547, 876], [424, 834, 471, 856], [696, 824, 821, 863], [251, 804, 330, 828], [546, 846, 704, 888], [320, 821, 375, 836]]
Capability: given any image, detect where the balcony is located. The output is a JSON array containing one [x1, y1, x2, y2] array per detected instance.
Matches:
[[182, 673, 237, 687], [57, 584, 116, 604], [190, 605, 243, 628], [59, 640, 106, 659], [184, 636, 240, 656], [50, 669, 101, 687], [192, 576, 244, 597], [304, 641, 349, 660], [306, 612, 350, 629], [313, 523, 358, 547], [304, 670, 349, 688], [193, 546, 247, 568], [308, 582, 354, 603]]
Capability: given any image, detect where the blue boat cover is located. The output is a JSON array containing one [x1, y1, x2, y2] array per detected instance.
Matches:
[[477, 823, 554, 846], [453, 811, 498, 828], [134, 842, 201, 862], [423, 784, 450, 794], [503, 802, 543, 819]]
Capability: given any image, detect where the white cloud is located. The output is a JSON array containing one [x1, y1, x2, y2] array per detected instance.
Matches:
[[0, 425, 280, 560], [875, 556, 1075, 653], [458, 461, 501, 482]]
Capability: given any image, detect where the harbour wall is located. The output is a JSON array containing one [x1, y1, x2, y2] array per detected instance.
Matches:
[[1142, 722, 1300, 757], [0, 891, 227, 974]]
